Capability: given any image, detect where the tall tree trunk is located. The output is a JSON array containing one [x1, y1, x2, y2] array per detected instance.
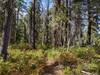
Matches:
[[29, 8, 33, 46], [87, 0, 92, 44], [10, 9, 16, 44], [29, 0, 36, 49], [23, 24, 28, 43], [65, 0, 68, 47], [65, 0, 72, 48], [76, 7, 83, 46], [45, 0, 50, 47], [1, 0, 14, 61], [32, 0, 36, 49]]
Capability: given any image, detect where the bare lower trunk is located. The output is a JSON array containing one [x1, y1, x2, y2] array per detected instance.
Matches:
[[87, 0, 92, 45], [45, 0, 50, 47], [29, 8, 33, 46], [10, 10, 16, 44], [1, 0, 13, 61], [32, 0, 36, 49]]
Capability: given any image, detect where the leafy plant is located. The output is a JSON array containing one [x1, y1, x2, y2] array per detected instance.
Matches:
[[71, 47, 96, 60], [60, 52, 78, 68]]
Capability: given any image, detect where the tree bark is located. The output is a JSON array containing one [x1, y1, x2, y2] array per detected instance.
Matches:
[[65, 0, 72, 47], [87, 0, 92, 44], [45, 0, 50, 47], [30, 0, 36, 49], [1, 0, 14, 61], [10, 9, 16, 44]]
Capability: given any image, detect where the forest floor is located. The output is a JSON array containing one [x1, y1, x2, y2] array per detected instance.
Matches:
[[0, 45, 100, 75]]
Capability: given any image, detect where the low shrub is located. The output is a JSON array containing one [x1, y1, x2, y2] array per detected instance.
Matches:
[[59, 52, 78, 68], [18, 43, 33, 50], [71, 47, 96, 60], [0, 47, 98, 75], [72, 65, 82, 75], [64, 67, 73, 75], [10, 43, 33, 50], [93, 37, 100, 54], [0, 60, 12, 75], [88, 63, 98, 73], [46, 49, 61, 60], [98, 63, 100, 75], [82, 63, 98, 73]]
